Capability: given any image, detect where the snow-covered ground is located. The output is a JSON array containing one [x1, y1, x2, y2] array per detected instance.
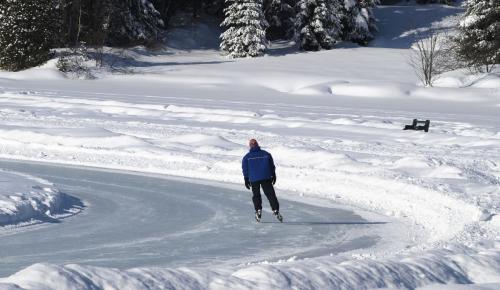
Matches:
[[0, 2, 499, 289]]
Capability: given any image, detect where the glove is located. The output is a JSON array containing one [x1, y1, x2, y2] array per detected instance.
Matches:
[[244, 177, 251, 190], [271, 175, 276, 185]]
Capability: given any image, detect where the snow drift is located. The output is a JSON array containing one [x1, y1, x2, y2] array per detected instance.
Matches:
[[0, 170, 80, 227], [1, 242, 499, 290]]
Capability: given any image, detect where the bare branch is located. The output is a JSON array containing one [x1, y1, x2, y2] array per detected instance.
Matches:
[[409, 32, 450, 87]]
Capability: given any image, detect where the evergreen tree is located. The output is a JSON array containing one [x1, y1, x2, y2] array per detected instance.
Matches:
[[204, 0, 226, 17], [58, 0, 163, 47], [264, 0, 297, 40], [295, 0, 342, 51], [58, 0, 112, 46], [341, 0, 377, 46], [107, 0, 164, 46], [0, 0, 57, 71], [455, 0, 500, 72], [220, 0, 268, 57]]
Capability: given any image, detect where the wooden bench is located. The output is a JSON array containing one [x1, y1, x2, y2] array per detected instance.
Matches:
[[403, 119, 430, 132]]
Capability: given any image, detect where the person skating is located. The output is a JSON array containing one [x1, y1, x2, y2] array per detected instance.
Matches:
[[242, 139, 283, 223]]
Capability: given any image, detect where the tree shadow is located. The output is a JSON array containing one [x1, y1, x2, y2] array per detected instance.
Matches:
[[265, 40, 301, 57], [89, 51, 233, 69], [369, 4, 464, 49], [261, 221, 388, 225]]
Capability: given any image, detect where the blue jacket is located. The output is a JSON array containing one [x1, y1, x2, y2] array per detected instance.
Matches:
[[242, 146, 276, 182]]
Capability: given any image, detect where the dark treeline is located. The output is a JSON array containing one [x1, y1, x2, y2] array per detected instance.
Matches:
[[1, 0, 381, 70], [59, 0, 373, 48], [58, 0, 225, 47]]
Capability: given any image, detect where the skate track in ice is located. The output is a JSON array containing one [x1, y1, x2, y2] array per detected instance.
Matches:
[[0, 160, 400, 278]]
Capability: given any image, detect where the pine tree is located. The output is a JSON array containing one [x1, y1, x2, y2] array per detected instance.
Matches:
[[295, 0, 342, 51], [264, 0, 297, 40], [0, 0, 57, 71], [341, 0, 378, 46], [58, 0, 163, 47], [455, 0, 500, 72], [220, 0, 268, 57], [107, 0, 164, 46]]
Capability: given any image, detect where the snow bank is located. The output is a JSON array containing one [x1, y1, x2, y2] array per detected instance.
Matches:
[[0, 59, 65, 81], [0, 126, 148, 150], [434, 69, 500, 89], [0, 170, 79, 227], [1, 241, 499, 290]]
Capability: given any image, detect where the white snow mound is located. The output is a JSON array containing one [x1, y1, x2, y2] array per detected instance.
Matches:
[[0, 170, 77, 227]]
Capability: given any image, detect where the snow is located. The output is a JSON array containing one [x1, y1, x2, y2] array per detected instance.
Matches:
[[0, 60, 65, 81], [0, 169, 79, 227], [1, 243, 499, 290], [0, 2, 498, 290], [418, 284, 500, 290], [434, 70, 500, 88]]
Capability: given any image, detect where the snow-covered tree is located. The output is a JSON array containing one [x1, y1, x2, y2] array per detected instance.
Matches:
[[220, 0, 268, 57], [295, 0, 342, 51], [341, 0, 378, 45], [58, 0, 163, 47], [455, 0, 500, 72], [108, 0, 164, 46], [264, 0, 297, 40], [0, 0, 57, 71]]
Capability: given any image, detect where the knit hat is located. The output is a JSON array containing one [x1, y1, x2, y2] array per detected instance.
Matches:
[[249, 139, 259, 148]]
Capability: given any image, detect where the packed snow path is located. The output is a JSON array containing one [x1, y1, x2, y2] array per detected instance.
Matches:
[[0, 160, 394, 278]]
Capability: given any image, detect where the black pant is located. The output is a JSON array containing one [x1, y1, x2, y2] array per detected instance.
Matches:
[[251, 179, 279, 212]]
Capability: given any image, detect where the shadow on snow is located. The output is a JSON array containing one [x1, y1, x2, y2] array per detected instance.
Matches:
[[261, 221, 388, 225]]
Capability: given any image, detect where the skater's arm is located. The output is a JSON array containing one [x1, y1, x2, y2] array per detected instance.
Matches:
[[268, 153, 277, 184], [242, 155, 251, 189], [242, 155, 249, 178], [268, 153, 276, 176]]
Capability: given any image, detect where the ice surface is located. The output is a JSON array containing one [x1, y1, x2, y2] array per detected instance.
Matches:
[[0, 161, 393, 279]]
